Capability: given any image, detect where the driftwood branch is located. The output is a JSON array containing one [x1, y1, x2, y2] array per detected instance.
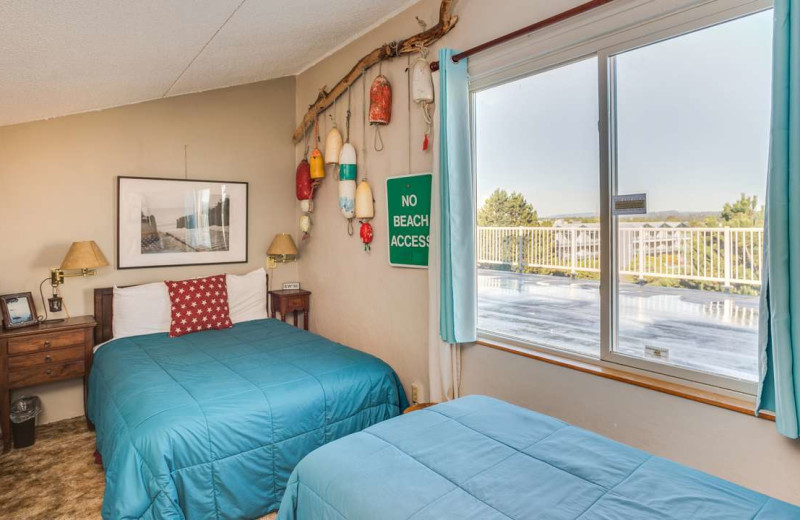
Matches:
[[292, 0, 458, 143]]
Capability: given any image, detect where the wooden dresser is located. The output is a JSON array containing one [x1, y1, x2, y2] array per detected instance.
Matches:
[[0, 316, 96, 452]]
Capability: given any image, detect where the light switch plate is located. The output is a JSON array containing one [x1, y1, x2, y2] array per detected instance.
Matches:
[[283, 282, 300, 290]]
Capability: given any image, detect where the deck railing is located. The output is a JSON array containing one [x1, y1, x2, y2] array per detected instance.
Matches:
[[477, 226, 763, 286]]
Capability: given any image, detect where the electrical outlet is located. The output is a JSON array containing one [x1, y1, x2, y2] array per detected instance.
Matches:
[[411, 382, 424, 404]]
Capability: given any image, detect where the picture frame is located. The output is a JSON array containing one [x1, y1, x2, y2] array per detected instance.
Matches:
[[0, 292, 39, 330], [117, 176, 249, 269]]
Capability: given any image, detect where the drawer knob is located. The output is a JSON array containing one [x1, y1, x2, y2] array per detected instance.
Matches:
[[45, 356, 52, 363], [44, 341, 51, 349], [45, 369, 52, 375]]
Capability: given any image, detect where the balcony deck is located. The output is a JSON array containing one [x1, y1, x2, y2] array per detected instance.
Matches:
[[478, 269, 759, 382]]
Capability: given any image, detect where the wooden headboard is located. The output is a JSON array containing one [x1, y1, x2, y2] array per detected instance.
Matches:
[[93, 287, 115, 344], [93, 274, 269, 345]]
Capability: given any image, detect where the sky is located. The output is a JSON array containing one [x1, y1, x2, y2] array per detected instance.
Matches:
[[475, 9, 773, 218]]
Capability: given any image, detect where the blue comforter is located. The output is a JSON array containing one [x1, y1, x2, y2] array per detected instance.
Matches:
[[278, 395, 800, 519], [88, 318, 407, 519]]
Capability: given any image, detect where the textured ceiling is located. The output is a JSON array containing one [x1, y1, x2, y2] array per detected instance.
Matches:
[[0, 0, 418, 127]]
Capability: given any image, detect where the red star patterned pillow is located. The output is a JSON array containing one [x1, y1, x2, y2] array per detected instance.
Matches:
[[165, 275, 233, 338]]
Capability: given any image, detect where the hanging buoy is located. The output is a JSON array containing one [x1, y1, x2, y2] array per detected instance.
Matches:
[[338, 143, 357, 221], [369, 73, 391, 152], [300, 214, 311, 239], [309, 148, 325, 181], [355, 179, 374, 219], [411, 48, 435, 151], [309, 114, 325, 181], [359, 221, 373, 251], [324, 126, 343, 165], [369, 75, 392, 125], [296, 159, 313, 213]]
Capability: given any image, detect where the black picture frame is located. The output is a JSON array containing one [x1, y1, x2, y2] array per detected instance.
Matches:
[[117, 176, 249, 269], [0, 292, 39, 330]]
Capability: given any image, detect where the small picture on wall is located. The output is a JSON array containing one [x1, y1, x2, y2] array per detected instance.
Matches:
[[118, 176, 248, 269], [0, 292, 39, 329]]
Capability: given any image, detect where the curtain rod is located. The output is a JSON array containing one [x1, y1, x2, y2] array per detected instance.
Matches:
[[429, 0, 615, 71]]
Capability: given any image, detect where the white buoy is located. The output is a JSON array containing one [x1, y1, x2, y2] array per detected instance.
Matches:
[[338, 143, 357, 219], [355, 179, 374, 219]]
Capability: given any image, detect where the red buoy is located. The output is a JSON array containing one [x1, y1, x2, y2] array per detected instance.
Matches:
[[369, 75, 392, 126], [360, 221, 374, 251]]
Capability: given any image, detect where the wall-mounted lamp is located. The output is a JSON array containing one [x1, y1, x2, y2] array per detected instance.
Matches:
[[43, 241, 109, 323], [266, 234, 298, 269]]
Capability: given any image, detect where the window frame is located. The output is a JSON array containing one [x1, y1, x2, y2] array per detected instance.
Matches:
[[471, 0, 772, 396]]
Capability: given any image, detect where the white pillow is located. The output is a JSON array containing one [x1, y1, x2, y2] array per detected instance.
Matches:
[[112, 282, 171, 339], [226, 268, 268, 324]]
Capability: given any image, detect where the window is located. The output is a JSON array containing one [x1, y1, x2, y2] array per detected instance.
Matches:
[[475, 57, 600, 357], [474, 6, 772, 392]]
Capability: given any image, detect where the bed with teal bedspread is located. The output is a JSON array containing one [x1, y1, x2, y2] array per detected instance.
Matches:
[[88, 318, 407, 519], [278, 395, 800, 520]]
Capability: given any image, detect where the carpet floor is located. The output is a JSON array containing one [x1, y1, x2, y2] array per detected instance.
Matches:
[[0, 417, 278, 519]]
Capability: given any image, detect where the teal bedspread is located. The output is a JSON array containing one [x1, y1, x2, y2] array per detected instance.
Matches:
[[88, 318, 407, 519], [278, 395, 800, 519]]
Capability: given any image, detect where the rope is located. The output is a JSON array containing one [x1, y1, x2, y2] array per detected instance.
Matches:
[[407, 54, 412, 173], [329, 96, 337, 128], [345, 86, 352, 142], [362, 70, 367, 180], [313, 111, 319, 147]]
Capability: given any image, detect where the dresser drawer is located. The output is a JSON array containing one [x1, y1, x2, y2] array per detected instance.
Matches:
[[285, 297, 307, 312], [8, 360, 85, 388], [7, 345, 84, 370], [7, 329, 85, 355]]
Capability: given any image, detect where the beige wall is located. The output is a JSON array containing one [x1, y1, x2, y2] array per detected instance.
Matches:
[[296, 0, 800, 505], [0, 77, 298, 424]]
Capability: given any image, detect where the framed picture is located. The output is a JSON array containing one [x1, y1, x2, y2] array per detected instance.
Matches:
[[0, 292, 39, 329], [118, 176, 248, 269]]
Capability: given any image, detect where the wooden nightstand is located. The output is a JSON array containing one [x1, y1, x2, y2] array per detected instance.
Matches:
[[269, 290, 311, 330], [404, 402, 438, 414], [0, 316, 96, 452]]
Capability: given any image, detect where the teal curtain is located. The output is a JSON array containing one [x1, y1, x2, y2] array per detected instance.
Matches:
[[439, 48, 476, 344], [757, 0, 800, 439]]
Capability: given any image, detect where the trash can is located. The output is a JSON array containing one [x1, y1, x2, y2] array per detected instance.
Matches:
[[10, 396, 41, 449]]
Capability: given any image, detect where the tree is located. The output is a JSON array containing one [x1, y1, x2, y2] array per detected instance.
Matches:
[[478, 189, 538, 227], [721, 193, 764, 227]]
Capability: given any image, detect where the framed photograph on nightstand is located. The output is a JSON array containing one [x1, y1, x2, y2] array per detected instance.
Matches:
[[0, 292, 39, 329]]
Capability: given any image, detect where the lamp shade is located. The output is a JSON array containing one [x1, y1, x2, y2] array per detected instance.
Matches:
[[267, 234, 298, 259], [60, 241, 109, 270]]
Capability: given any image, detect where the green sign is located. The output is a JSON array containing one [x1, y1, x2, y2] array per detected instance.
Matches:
[[386, 173, 432, 268]]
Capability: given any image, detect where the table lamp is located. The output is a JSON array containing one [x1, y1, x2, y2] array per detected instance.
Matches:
[[43, 241, 109, 323], [266, 234, 298, 269]]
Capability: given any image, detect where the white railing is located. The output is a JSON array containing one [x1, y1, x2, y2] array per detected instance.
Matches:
[[477, 226, 763, 286]]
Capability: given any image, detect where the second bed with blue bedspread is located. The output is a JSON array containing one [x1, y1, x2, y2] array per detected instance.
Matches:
[[278, 395, 799, 519]]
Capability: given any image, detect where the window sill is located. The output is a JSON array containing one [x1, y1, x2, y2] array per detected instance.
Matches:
[[475, 339, 775, 422]]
